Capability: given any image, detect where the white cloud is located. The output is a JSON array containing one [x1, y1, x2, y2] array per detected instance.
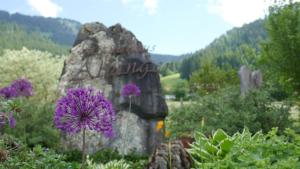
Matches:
[[121, 0, 135, 5], [121, 0, 158, 15], [207, 0, 272, 27], [144, 0, 158, 15], [27, 0, 62, 17]]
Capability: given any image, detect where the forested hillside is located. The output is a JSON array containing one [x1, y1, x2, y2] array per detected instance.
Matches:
[[150, 53, 179, 64], [0, 23, 69, 54], [0, 10, 80, 46], [0, 10, 82, 55], [179, 19, 267, 79]]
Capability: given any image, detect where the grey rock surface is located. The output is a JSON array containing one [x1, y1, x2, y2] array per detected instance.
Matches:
[[58, 22, 168, 155], [238, 65, 263, 96]]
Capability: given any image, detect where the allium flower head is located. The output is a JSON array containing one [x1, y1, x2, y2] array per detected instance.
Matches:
[[9, 112, 16, 128], [11, 79, 33, 97], [121, 83, 141, 97], [0, 78, 33, 99], [0, 86, 17, 99], [54, 88, 116, 138]]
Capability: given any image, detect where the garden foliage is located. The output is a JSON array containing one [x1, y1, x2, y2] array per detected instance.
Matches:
[[167, 86, 292, 137], [189, 128, 300, 169]]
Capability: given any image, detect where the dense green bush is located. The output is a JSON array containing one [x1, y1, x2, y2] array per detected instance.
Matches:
[[173, 79, 189, 100], [0, 134, 79, 169], [189, 59, 237, 95], [63, 148, 148, 169], [167, 86, 292, 137], [0, 135, 147, 169], [189, 128, 300, 169], [4, 100, 60, 149]]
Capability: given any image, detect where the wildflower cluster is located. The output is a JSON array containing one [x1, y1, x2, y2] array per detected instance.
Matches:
[[0, 78, 33, 130], [0, 79, 33, 99], [121, 83, 141, 97], [54, 87, 116, 137], [54, 87, 116, 168]]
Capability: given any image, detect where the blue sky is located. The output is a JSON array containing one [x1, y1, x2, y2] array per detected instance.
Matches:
[[1, 0, 273, 55]]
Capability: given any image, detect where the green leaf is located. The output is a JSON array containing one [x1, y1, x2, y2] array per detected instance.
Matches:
[[219, 138, 233, 153], [204, 142, 218, 155], [212, 129, 228, 145]]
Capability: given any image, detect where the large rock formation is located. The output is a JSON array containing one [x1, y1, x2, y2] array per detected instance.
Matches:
[[58, 22, 168, 155]]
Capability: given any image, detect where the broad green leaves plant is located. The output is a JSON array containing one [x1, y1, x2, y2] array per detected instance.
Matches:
[[189, 129, 234, 163], [189, 128, 300, 169], [87, 158, 130, 169]]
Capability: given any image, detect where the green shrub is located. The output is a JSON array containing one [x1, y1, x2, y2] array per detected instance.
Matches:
[[0, 135, 79, 169], [87, 158, 130, 169], [5, 101, 60, 149], [189, 128, 300, 169], [86, 157, 147, 169], [167, 86, 292, 137], [63, 149, 82, 163], [62, 148, 148, 169], [90, 149, 121, 164]]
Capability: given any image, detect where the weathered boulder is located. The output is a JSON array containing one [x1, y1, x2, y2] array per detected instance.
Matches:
[[147, 141, 192, 169], [238, 65, 263, 96], [58, 22, 168, 155]]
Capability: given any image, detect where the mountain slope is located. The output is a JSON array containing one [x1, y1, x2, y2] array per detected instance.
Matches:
[[0, 22, 69, 54], [0, 10, 81, 46], [150, 53, 179, 64], [179, 19, 268, 79]]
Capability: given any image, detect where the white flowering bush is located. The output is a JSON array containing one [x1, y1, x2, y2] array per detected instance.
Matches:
[[0, 47, 64, 103]]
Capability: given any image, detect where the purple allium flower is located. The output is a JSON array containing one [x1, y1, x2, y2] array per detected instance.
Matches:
[[11, 79, 33, 97], [54, 88, 115, 137], [121, 83, 141, 97], [0, 86, 17, 99], [9, 112, 16, 128]]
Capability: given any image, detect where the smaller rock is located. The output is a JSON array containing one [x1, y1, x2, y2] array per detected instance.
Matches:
[[0, 149, 8, 162], [147, 141, 192, 169], [238, 65, 263, 96]]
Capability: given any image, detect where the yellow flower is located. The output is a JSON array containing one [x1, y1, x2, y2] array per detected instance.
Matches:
[[165, 131, 171, 137], [156, 120, 164, 131]]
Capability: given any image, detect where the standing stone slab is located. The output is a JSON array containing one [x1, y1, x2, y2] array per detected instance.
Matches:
[[238, 65, 263, 96], [58, 22, 168, 155]]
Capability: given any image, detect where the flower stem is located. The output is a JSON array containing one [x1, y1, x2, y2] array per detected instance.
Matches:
[[122, 96, 131, 157], [169, 141, 172, 169], [129, 97, 132, 114], [81, 128, 86, 169]]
